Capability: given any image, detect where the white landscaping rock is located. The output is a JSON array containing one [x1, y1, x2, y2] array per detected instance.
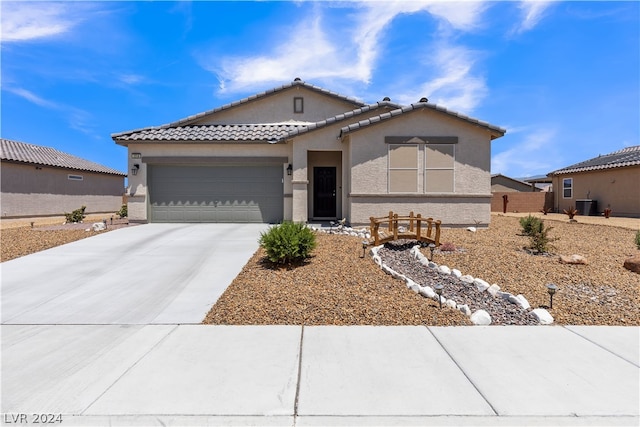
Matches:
[[438, 265, 452, 275], [470, 310, 492, 325], [451, 269, 462, 278], [419, 258, 430, 267], [514, 294, 531, 310], [458, 304, 471, 316], [460, 275, 475, 284], [487, 284, 501, 297], [372, 255, 382, 266], [419, 286, 436, 299], [466, 226, 477, 233], [427, 261, 438, 269], [531, 308, 554, 325], [445, 299, 457, 309], [410, 284, 421, 293], [473, 278, 490, 292], [92, 222, 106, 232]]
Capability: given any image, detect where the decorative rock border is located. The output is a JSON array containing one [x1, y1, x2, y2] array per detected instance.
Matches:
[[369, 244, 554, 326]]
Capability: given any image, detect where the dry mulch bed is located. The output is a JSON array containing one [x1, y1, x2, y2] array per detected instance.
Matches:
[[205, 215, 640, 326]]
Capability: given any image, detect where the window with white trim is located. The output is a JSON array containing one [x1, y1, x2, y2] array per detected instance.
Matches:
[[425, 144, 454, 193], [388, 144, 418, 193], [563, 178, 573, 198]]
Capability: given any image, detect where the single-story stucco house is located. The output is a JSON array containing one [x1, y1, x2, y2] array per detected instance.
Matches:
[[549, 145, 640, 218], [112, 79, 506, 226], [0, 138, 126, 218], [491, 174, 540, 192]]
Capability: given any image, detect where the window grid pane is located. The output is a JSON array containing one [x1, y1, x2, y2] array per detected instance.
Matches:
[[388, 144, 418, 193], [425, 144, 454, 193]]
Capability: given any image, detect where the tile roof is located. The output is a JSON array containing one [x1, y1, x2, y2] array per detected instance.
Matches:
[[1, 138, 126, 176], [550, 145, 640, 175], [339, 102, 506, 139], [113, 123, 310, 143]]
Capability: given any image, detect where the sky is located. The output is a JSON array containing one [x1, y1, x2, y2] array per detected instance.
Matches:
[[1, 0, 638, 180]]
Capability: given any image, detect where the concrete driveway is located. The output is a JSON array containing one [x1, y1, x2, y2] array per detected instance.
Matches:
[[1, 223, 267, 325]]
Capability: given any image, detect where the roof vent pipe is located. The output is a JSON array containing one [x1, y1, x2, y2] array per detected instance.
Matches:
[[419, 97, 428, 103], [383, 97, 391, 101]]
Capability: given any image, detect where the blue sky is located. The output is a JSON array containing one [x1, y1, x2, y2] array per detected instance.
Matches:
[[2, 1, 638, 179]]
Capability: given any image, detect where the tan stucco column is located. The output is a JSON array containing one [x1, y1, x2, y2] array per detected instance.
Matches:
[[292, 180, 308, 223]]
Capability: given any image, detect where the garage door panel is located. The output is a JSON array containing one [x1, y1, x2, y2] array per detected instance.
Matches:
[[148, 165, 283, 223]]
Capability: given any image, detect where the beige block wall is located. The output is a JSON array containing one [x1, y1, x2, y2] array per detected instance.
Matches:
[[552, 166, 640, 217], [1, 162, 124, 217], [190, 86, 361, 125], [126, 142, 292, 222]]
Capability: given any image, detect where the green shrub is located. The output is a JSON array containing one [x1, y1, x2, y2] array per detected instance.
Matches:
[[117, 204, 128, 218], [64, 205, 86, 223], [259, 222, 317, 265], [528, 220, 559, 254], [519, 214, 542, 236], [635, 230, 640, 250]]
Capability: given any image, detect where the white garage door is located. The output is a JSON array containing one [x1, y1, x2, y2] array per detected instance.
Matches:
[[148, 164, 283, 223]]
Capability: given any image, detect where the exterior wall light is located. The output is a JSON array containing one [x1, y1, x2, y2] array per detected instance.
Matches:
[[435, 284, 444, 309], [131, 164, 140, 176], [287, 164, 293, 176], [547, 283, 558, 309]]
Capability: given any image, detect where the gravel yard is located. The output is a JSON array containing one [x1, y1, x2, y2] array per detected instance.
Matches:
[[2, 214, 638, 325], [205, 214, 640, 326]]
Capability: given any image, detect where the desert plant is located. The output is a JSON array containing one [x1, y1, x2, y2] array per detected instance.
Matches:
[[528, 220, 559, 254], [635, 230, 640, 250], [563, 206, 578, 220], [519, 214, 542, 236], [604, 208, 612, 218], [540, 206, 552, 215], [259, 221, 317, 265], [64, 205, 86, 223], [117, 204, 128, 218]]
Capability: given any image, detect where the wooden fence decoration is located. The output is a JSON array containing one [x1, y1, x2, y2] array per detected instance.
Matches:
[[369, 211, 441, 246]]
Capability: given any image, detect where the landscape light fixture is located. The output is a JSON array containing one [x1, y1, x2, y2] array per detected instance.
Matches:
[[435, 284, 444, 309], [428, 243, 436, 261], [546, 283, 558, 309], [361, 240, 369, 258], [287, 164, 293, 176], [131, 164, 140, 176]]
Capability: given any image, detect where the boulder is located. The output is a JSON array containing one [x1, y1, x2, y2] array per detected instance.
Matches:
[[427, 261, 438, 269], [531, 308, 554, 325], [460, 275, 475, 284], [466, 226, 477, 233], [92, 222, 106, 232], [451, 269, 462, 278], [410, 284, 421, 293], [559, 254, 588, 265], [419, 286, 436, 299], [419, 258, 430, 267], [445, 299, 457, 309], [514, 294, 531, 310], [623, 254, 640, 274], [470, 310, 492, 325]]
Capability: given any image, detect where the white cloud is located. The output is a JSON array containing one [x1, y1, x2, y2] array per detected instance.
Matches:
[[513, 0, 554, 34], [210, 1, 489, 95], [492, 128, 560, 177], [394, 44, 487, 112], [1, 2, 82, 42]]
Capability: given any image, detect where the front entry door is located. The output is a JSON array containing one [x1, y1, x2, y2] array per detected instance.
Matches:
[[313, 167, 336, 218]]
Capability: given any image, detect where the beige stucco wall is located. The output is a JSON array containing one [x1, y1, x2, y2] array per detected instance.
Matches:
[[1, 162, 124, 217], [126, 142, 292, 222], [552, 166, 640, 217], [190, 86, 361, 125], [346, 108, 494, 226]]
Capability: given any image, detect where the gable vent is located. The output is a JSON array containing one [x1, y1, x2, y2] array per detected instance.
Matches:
[[419, 97, 428, 103]]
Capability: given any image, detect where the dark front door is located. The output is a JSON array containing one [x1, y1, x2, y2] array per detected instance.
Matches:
[[313, 167, 336, 218]]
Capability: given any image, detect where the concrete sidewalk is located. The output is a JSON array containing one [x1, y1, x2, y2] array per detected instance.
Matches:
[[2, 325, 638, 426]]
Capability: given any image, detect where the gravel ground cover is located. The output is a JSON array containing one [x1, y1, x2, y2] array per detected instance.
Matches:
[[206, 215, 639, 326]]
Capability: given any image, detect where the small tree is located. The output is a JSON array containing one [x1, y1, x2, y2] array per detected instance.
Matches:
[[519, 214, 542, 236], [259, 222, 317, 265], [528, 220, 559, 254]]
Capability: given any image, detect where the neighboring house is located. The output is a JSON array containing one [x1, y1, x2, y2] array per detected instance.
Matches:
[[112, 79, 505, 226], [0, 138, 126, 218], [549, 145, 640, 217], [491, 174, 539, 192], [523, 175, 553, 192]]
